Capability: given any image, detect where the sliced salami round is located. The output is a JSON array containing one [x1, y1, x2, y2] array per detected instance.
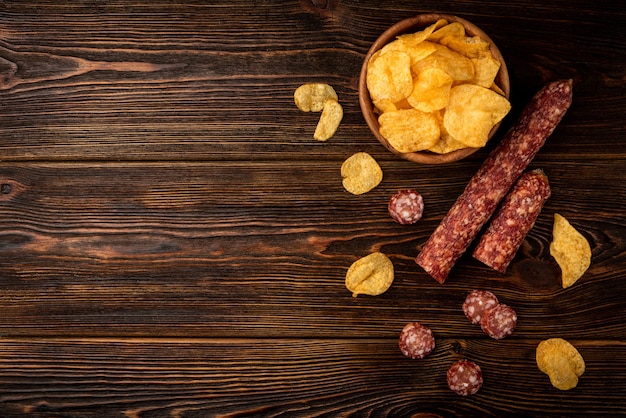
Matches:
[[480, 303, 517, 340], [388, 189, 424, 225], [462, 290, 500, 325], [447, 359, 483, 396], [398, 322, 435, 359]]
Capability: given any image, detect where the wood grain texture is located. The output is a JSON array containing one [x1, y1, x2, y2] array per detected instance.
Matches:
[[1, 338, 625, 417], [0, 162, 623, 340], [0, 0, 625, 416]]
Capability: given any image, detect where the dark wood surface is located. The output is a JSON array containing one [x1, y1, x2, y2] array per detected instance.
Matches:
[[1, 1, 624, 416]]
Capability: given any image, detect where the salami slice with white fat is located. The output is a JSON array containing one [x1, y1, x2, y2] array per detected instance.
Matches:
[[415, 80, 573, 283], [473, 169, 551, 273], [398, 322, 435, 359], [480, 303, 517, 340], [388, 189, 424, 225], [447, 359, 483, 396], [462, 290, 500, 325]]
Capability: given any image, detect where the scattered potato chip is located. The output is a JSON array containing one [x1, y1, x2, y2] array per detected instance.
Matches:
[[536, 338, 585, 390], [379, 109, 440, 153], [443, 84, 511, 148], [314, 99, 343, 141], [294, 83, 338, 112], [341, 152, 383, 195], [550, 213, 592, 288], [345, 252, 394, 297], [365, 20, 511, 155], [366, 50, 413, 103]]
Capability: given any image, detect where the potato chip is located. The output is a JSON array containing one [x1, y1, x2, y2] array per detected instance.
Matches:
[[427, 130, 468, 154], [379, 109, 440, 153], [403, 41, 438, 66], [550, 213, 592, 288], [407, 67, 453, 112], [440, 35, 491, 59], [471, 55, 501, 88], [294, 83, 338, 112], [490, 83, 506, 96], [443, 84, 511, 147], [394, 98, 413, 110], [345, 252, 394, 297], [314, 99, 343, 141], [341, 152, 383, 195], [373, 99, 397, 114], [412, 44, 475, 82], [536, 338, 585, 390], [366, 50, 413, 103], [428, 21, 465, 42], [396, 19, 449, 46]]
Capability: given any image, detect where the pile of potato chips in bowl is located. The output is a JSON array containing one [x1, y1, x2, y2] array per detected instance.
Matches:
[[359, 14, 511, 164]]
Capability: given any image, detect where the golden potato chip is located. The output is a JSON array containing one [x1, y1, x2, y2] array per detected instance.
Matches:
[[345, 252, 394, 297], [471, 55, 501, 88], [427, 130, 468, 154], [490, 83, 506, 96], [412, 44, 475, 82], [396, 19, 449, 46], [373, 99, 397, 114], [407, 67, 453, 112], [394, 98, 413, 110], [341, 152, 383, 195], [379, 109, 440, 153], [314, 99, 343, 141], [428, 21, 465, 42], [294, 83, 338, 112], [366, 50, 413, 103], [440, 35, 491, 59], [536, 338, 585, 390], [550, 213, 592, 288], [402, 41, 438, 66], [443, 84, 511, 147], [378, 37, 435, 61]]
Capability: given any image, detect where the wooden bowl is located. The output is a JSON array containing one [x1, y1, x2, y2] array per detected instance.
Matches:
[[358, 14, 510, 164]]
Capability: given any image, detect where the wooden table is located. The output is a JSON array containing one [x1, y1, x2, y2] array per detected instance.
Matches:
[[1, 1, 624, 416]]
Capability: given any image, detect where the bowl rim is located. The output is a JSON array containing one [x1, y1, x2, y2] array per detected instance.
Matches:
[[358, 13, 511, 164]]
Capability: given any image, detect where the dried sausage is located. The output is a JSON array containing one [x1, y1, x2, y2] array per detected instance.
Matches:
[[415, 80, 572, 283], [480, 304, 517, 340], [447, 359, 483, 396], [462, 290, 500, 325], [473, 169, 551, 273], [415, 79, 573, 283], [388, 189, 424, 225], [398, 322, 435, 359]]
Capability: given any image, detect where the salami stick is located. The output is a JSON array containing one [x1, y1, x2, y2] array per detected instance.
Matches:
[[473, 169, 551, 273], [415, 79, 573, 283]]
